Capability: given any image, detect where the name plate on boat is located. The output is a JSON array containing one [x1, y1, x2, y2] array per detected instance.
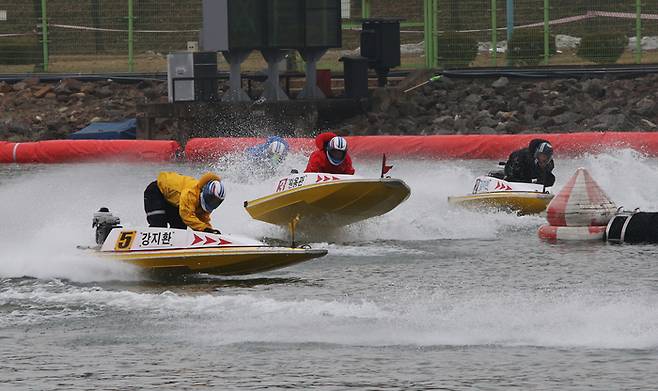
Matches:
[[472, 176, 545, 194], [100, 227, 261, 252], [108, 228, 180, 251], [275, 174, 309, 192], [274, 173, 348, 193]]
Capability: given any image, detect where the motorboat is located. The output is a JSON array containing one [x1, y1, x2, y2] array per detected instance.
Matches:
[[243, 172, 411, 228], [448, 175, 553, 215], [83, 209, 327, 275]]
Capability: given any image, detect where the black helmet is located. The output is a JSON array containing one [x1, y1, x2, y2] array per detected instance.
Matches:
[[534, 142, 553, 162]]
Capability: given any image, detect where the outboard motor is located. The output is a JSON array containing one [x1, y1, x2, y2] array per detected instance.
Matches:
[[606, 210, 658, 244], [92, 207, 121, 246]]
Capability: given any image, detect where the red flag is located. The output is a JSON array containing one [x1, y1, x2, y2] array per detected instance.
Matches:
[[381, 154, 393, 178]]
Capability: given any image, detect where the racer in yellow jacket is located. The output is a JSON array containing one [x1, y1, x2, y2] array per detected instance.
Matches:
[[143, 172, 225, 234]]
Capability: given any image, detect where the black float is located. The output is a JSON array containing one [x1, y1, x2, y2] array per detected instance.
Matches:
[[606, 211, 658, 244]]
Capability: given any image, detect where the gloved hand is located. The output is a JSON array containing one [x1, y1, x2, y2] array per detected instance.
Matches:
[[204, 228, 221, 235]]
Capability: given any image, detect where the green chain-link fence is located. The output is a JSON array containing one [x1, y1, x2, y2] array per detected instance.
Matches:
[[339, 0, 425, 70], [434, 0, 657, 68], [0, 0, 656, 73], [0, 0, 201, 73], [0, 1, 43, 71]]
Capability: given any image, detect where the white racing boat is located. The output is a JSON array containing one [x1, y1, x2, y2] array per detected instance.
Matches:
[[83, 209, 327, 275], [448, 175, 554, 215]]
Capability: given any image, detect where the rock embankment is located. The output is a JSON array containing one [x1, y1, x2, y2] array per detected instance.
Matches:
[[2, 73, 658, 141], [341, 74, 658, 135], [0, 78, 167, 141]]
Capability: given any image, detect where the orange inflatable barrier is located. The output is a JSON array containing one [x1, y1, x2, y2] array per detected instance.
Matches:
[[185, 132, 658, 161], [185, 137, 314, 162], [0, 140, 180, 163]]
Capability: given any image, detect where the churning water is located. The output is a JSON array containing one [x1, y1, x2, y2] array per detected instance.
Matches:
[[1, 151, 657, 390]]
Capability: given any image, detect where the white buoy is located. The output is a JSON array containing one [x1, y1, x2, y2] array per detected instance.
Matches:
[[538, 224, 607, 241], [539, 168, 616, 241], [545, 168, 616, 227]]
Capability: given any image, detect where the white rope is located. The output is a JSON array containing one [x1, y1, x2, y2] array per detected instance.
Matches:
[[3, 10, 658, 39], [449, 11, 658, 34], [49, 23, 199, 34], [589, 10, 658, 20], [345, 10, 658, 34], [0, 32, 36, 38]]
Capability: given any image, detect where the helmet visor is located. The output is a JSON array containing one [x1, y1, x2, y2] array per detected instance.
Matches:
[[202, 192, 223, 211], [534, 143, 553, 166], [536, 152, 552, 163], [270, 153, 283, 166], [328, 149, 346, 164]]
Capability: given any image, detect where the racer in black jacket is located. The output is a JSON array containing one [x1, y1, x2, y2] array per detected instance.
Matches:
[[503, 139, 555, 187]]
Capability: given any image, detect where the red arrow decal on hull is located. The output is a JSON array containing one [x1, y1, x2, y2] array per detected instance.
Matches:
[[219, 239, 232, 245], [191, 234, 203, 245], [204, 236, 217, 245]]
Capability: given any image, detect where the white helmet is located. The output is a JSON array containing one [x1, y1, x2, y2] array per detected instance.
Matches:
[[268, 140, 287, 164], [326, 136, 347, 166]]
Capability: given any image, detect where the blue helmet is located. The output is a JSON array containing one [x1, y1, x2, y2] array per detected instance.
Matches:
[[326, 136, 347, 166], [200, 180, 225, 212]]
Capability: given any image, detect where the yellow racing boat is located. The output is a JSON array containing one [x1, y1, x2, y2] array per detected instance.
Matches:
[[244, 173, 411, 228], [84, 209, 327, 275], [448, 176, 553, 215]]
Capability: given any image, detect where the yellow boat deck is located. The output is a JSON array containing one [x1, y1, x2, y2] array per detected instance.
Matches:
[[244, 178, 411, 227]]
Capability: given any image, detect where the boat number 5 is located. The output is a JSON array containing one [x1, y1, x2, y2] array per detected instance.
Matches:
[[115, 231, 136, 251]]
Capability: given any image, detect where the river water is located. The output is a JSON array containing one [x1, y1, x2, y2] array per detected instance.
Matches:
[[1, 151, 657, 390]]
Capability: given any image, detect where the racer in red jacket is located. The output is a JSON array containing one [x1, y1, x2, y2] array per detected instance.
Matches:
[[304, 132, 355, 175]]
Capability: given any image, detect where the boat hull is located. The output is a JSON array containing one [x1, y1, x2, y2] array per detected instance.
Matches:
[[106, 247, 328, 275], [448, 192, 554, 215], [244, 178, 411, 227], [93, 227, 327, 275]]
